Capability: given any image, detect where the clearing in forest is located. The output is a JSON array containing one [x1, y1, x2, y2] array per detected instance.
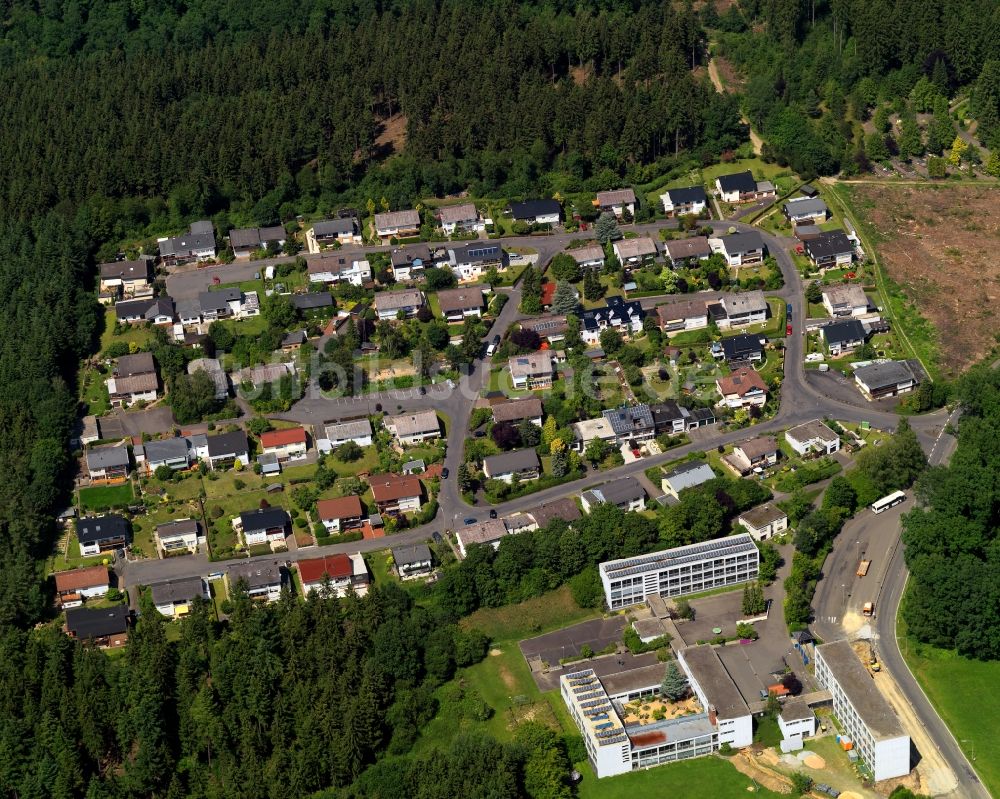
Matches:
[[844, 182, 1000, 377]]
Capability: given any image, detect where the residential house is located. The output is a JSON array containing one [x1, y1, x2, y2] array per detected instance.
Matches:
[[447, 242, 508, 281], [491, 397, 543, 427], [64, 606, 129, 648], [854, 360, 923, 400], [234, 507, 290, 548], [308, 217, 361, 251], [229, 226, 286, 259], [527, 497, 582, 528], [726, 436, 779, 475], [455, 519, 511, 558], [821, 284, 869, 317], [650, 401, 687, 435], [374, 209, 421, 239], [482, 448, 540, 483], [521, 315, 569, 343], [612, 237, 658, 266], [785, 420, 841, 456], [392, 543, 434, 579], [259, 427, 308, 461], [205, 430, 250, 470], [77, 515, 130, 557], [226, 560, 285, 602], [778, 701, 817, 751], [508, 351, 555, 390], [292, 292, 335, 315], [235, 362, 296, 391], [155, 519, 202, 555], [660, 186, 708, 217], [664, 236, 713, 267], [716, 367, 769, 409], [596, 189, 636, 218], [601, 404, 655, 444], [384, 409, 440, 444], [721, 334, 765, 364], [657, 298, 709, 333], [571, 416, 618, 452], [437, 202, 483, 235], [297, 553, 370, 597], [151, 576, 209, 618], [280, 330, 306, 353], [715, 171, 775, 204], [571, 244, 605, 270], [86, 445, 130, 482], [581, 476, 646, 513], [319, 418, 374, 450], [580, 296, 645, 344], [715, 291, 768, 329], [805, 230, 854, 269], [307, 254, 372, 286], [176, 297, 204, 326], [509, 199, 561, 226], [99, 260, 152, 297], [710, 231, 766, 267], [782, 197, 829, 225], [115, 296, 175, 325], [821, 319, 867, 355], [198, 287, 259, 320], [660, 460, 715, 498], [737, 503, 788, 541], [436, 285, 487, 321], [316, 496, 365, 533], [158, 220, 216, 266], [370, 473, 423, 514], [794, 224, 823, 241], [54, 565, 110, 608], [188, 357, 229, 399], [373, 289, 424, 320], [390, 245, 434, 281], [143, 437, 192, 473]]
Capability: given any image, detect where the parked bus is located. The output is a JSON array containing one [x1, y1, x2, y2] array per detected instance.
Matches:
[[870, 490, 905, 514]]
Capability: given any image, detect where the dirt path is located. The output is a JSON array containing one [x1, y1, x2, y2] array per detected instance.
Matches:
[[729, 752, 792, 793], [707, 55, 762, 155]]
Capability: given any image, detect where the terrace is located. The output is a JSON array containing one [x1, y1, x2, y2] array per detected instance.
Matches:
[[618, 695, 704, 729]]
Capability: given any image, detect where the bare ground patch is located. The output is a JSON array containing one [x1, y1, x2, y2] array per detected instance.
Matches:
[[848, 183, 1000, 376], [374, 113, 407, 156]]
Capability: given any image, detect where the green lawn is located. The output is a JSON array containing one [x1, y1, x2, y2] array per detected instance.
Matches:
[[575, 756, 784, 799], [899, 620, 1000, 796], [78, 366, 111, 416], [99, 308, 156, 353], [459, 584, 599, 641], [78, 482, 135, 511]]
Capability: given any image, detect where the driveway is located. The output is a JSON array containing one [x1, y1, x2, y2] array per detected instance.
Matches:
[[804, 369, 903, 412], [519, 616, 626, 668], [98, 406, 175, 439]]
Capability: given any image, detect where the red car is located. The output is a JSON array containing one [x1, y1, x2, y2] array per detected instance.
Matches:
[[786, 324, 793, 336]]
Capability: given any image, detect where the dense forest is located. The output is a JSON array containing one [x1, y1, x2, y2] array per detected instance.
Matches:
[[716, 0, 1000, 175], [0, 0, 744, 238], [902, 367, 1000, 659]]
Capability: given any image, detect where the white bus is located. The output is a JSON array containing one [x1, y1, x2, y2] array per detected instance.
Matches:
[[871, 490, 906, 514]]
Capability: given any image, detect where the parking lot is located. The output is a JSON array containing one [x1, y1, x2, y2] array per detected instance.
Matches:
[[519, 617, 626, 669]]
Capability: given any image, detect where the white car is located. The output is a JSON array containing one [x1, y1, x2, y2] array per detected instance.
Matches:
[[805, 353, 825, 363]]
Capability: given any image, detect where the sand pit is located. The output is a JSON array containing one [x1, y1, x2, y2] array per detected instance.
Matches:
[[489, 648, 502, 656], [837, 793, 863, 799], [802, 753, 826, 769]]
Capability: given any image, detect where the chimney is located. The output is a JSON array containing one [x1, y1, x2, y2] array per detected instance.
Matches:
[[708, 704, 717, 725]]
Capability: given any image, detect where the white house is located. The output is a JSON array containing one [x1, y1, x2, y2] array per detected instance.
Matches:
[[612, 237, 658, 265], [447, 242, 507, 281], [228, 226, 286, 259], [315, 496, 365, 533], [233, 507, 289, 548], [158, 220, 216, 266], [54, 565, 110, 608], [373, 289, 424, 320], [437, 202, 484, 235], [374, 209, 421, 239], [482, 448, 540, 483], [656, 298, 708, 333], [716, 367, 769, 409], [821, 284, 869, 317], [155, 519, 202, 555], [580, 477, 646, 513], [383, 410, 440, 445], [508, 351, 554, 390], [785, 420, 841, 456], [319, 419, 374, 451], [259, 427, 308, 461], [709, 231, 765, 267], [736, 503, 788, 541], [595, 188, 636, 218], [151, 576, 209, 618], [308, 217, 361, 251], [226, 560, 284, 603], [715, 171, 775, 204], [571, 244, 605, 270], [297, 553, 370, 597], [660, 186, 708, 217], [509, 199, 561, 226], [660, 461, 715, 498], [778, 701, 817, 752], [307, 255, 372, 286], [455, 519, 511, 558]]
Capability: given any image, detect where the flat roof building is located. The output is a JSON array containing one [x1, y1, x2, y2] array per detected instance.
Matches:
[[599, 533, 759, 609], [815, 640, 910, 781]]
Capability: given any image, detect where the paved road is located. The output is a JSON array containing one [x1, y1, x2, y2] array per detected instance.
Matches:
[[812, 406, 985, 799]]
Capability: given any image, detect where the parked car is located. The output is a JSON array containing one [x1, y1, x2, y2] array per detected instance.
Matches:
[[786, 323, 793, 336], [432, 532, 443, 544], [463, 517, 477, 525], [489, 509, 497, 519], [441, 467, 449, 479]]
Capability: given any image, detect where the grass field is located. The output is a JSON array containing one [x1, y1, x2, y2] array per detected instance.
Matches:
[[459, 585, 599, 643], [78, 482, 135, 510], [99, 309, 156, 353], [899, 620, 1000, 796], [575, 756, 784, 799]]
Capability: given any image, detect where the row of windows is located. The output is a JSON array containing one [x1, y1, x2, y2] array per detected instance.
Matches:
[[609, 555, 758, 589], [630, 735, 717, 769], [609, 570, 759, 608]]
